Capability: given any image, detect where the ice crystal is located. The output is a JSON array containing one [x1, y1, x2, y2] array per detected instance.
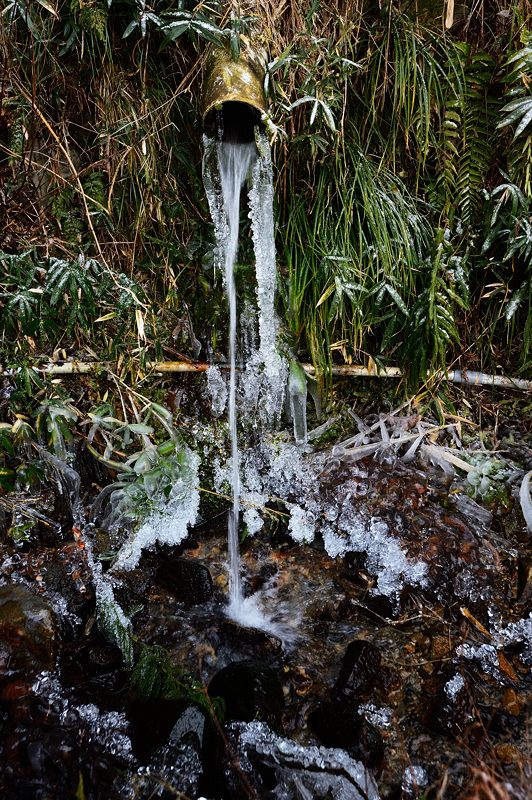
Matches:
[[248, 134, 288, 423], [456, 643, 500, 676], [402, 765, 428, 795], [206, 365, 227, 417], [237, 440, 428, 599], [494, 614, 532, 664], [444, 674, 465, 701], [358, 703, 393, 729], [233, 720, 379, 800], [287, 503, 315, 543]]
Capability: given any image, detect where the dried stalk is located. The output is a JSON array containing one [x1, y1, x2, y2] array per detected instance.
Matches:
[[1, 361, 530, 392]]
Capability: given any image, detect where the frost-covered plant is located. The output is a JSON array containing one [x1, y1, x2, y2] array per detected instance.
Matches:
[[480, 182, 531, 366], [93, 442, 196, 531], [465, 454, 513, 503], [35, 398, 80, 460], [88, 401, 200, 569]]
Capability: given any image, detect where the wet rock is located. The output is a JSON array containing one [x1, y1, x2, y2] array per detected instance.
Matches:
[[208, 659, 284, 730], [60, 636, 127, 700], [308, 701, 384, 771], [224, 720, 380, 800], [128, 698, 194, 763], [502, 688, 525, 716], [157, 705, 205, 785], [517, 556, 532, 607], [402, 764, 429, 797], [219, 618, 283, 657], [425, 671, 476, 737], [43, 541, 95, 612], [334, 639, 391, 703], [494, 742, 521, 765], [2, 673, 133, 800], [155, 556, 214, 605], [0, 583, 56, 679]]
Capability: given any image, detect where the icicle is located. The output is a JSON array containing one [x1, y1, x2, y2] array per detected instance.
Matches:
[[288, 359, 308, 445], [248, 132, 288, 422]]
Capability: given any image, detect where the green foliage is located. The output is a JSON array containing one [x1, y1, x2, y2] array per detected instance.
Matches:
[[88, 400, 195, 531], [436, 45, 496, 226], [0, 249, 144, 352], [402, 229, 469, 384], [479, 181, 532, 367], [74, 0, 108, 42], [0, 0, 530, 389], [280, 144, 431, 381], [96, 585, 134, 667], [465, 454, 513, 504], [35, 398, 79, 460], [51, 187, 84, 242], [497, 34, 532, 195], [130, 644, 224, 718]]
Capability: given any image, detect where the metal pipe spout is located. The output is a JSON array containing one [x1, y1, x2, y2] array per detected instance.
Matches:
[[202, 44, 267, 143]]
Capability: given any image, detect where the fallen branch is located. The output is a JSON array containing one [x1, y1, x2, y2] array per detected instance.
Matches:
[[1, 361, 530, 392]]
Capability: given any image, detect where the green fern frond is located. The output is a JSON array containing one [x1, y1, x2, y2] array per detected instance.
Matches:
[[436, 45, 496, 226], [401, 229, 469, 383], [498, 36, 532, 193]]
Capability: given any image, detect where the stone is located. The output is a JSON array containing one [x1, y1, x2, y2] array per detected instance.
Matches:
[[155, 556, 213, 605], [208, 659, 284, 730], [334, 639, 385, 702], [502, 688, 524, 717], [494, 742, 520, 764], [42, 542, 95, 612], [223, 721, 380, 800], [308, 701, 384, 771], [0, 583, 56, 679], [128, 697, 194, 762], [425, 671, 476, 737]]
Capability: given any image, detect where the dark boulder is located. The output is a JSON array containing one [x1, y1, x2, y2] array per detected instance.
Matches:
[[155, 557, 214, 605], [0, 583, 56, 680], [308, 701, 384, 772], [208, 659, 284, 730], [334, 639, 384, 702], [424, 671, 476, 737]]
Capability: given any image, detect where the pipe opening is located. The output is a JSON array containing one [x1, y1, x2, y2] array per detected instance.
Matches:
[[204, 101, 264, 144]]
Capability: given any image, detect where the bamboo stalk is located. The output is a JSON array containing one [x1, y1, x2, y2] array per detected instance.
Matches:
[[1, 361, 531, 392]]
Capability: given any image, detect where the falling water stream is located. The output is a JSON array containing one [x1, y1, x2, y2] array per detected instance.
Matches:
[[203, 130, 289, 629], [217, 141, 257, 613]]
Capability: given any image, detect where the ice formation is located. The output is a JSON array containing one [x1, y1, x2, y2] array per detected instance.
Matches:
[[39, 450, 135, 663], [206, 365, 227, 417], [494, 614, 532, 664], [32, 672, 133, 762], [288, 359, 308, 445], [456, 643, 500, 677], [232, 720, 380, 800], [112, 450, 200, 571], [444, 674, 465, 701], [358, 703, 393, 729], [402, 765, 429, 795], [203, 132, 290, 615], [218, 439, 429, 599], [248, 133, 289, 423]]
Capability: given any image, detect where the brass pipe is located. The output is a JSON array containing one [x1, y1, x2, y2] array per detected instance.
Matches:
[[202, 43, 268, 142]]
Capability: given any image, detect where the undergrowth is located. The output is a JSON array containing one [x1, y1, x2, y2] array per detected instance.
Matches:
[[0, 1, 530, 390]]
